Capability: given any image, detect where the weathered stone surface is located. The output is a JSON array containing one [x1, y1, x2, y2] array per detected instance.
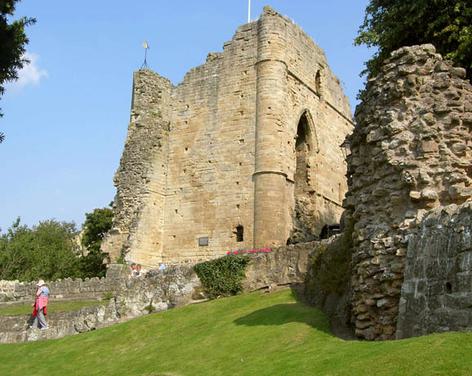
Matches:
[[103, 6, 352, 268], [0, 302, 120, 344], [345, 44, 472, 340], [0, 265, 202, 343], [0, 266, 129, 303], [0, 241, 318, 343], [396, 202, 472, 339], [243, 242, 314, 291], [304, 235, 353, 338]]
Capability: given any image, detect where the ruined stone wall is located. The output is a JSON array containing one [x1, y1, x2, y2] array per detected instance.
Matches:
[[0, 264, 128, 303], [1, 242, 320, 343], [162, 23, 258, 263], [0, 265, 201, 343], [345, 44, 472, 340], [107, 7, 352, 267], [242, 242, 315, 291], [397, 202, 472, 339], [103, 71, 173, 263]]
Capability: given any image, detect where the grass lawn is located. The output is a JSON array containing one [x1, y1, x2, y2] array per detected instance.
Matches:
[[0, 289, 471, 376], [0, 300, 105, 316]]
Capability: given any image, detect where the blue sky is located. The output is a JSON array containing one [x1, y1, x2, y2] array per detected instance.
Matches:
[[0, 0, 372, 231]]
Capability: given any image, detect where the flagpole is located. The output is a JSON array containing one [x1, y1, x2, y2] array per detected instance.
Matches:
[[247, 0, 251, 23]]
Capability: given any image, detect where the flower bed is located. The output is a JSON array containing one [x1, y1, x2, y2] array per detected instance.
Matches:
[[226, 247, 272, 256]]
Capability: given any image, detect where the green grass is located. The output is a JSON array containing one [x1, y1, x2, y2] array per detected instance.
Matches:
[[0, 289, 471, 375], [0, 300, 104, 316]]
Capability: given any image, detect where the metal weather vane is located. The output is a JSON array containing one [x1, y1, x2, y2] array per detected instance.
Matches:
[[141, 40, 150, 69]]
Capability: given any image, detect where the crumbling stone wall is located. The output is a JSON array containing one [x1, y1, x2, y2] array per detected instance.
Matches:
[[105, 6, 352, 268], [0, 265, 127, 303], [0, 242, 321, 343], [345, 44, 472, 340], [103, 71, 172, 263], [0, 265, 201, 343], [396, 202, 472, 339], [242, 242, 315, 291]]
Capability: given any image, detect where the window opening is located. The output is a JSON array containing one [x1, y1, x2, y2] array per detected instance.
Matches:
[[236, 225, 244, 242]]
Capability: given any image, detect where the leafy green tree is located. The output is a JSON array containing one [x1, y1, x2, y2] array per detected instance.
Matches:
[[0, 0, 35, 141], [355, 0, 472, 79], [79, 207, 113, 278], [0, 219, 81, 282]]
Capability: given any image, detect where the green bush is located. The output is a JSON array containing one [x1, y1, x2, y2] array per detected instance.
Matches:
[[193, 255, 250, 299]]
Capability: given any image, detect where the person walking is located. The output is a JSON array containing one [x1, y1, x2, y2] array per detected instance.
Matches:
[[31, 279, 49, 330]]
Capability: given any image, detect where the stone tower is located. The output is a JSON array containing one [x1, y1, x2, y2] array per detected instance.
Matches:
[[345, 45, 472, 340], [103, 7, 352, 267]]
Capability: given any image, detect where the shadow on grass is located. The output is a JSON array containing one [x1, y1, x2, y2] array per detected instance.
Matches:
[[233, 288, 332, 336]]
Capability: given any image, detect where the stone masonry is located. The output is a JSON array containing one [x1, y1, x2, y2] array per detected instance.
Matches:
[[0, 242, 317, 343], [103, 7, 353, 267], [345, 44, 472, 340], [397, 202, 472, 339]]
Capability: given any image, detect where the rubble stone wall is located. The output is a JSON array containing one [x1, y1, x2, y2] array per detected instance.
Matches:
[[0, 264, 128, 303], [397, 202, 472, 339], [0, 243, 318, 343], [345, 44, 472, 340], [0, 265, 200, 343]]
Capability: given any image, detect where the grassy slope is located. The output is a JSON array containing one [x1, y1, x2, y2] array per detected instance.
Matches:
[[0, 289, 471, 376], [0, 300, 104, 316]]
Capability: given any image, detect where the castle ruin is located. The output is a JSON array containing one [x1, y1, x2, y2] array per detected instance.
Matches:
[[345, 44, 472, 340], [103, 7, 353, 267]]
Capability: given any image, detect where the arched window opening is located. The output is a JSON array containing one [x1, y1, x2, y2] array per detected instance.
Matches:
[[294, 112, 311, 194], [288, 111, 317, 245]]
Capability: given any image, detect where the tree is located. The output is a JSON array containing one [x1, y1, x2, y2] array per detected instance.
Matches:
[[0, 219, 81, 282], [0, 0, 35, 141], [79, 207, 113, 278], [355, 0, 472, 79], [0, 209, 114, 282]]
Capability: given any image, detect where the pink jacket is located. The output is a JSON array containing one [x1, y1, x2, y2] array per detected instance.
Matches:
[[35, 286, 49, 309]]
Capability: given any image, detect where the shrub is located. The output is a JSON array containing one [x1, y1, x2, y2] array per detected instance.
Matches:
[[102, 291, 114, 301], [193, 255, 250, 299]]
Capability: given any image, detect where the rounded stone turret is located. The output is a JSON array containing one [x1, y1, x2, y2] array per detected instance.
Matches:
[[253, 7, 291, 248]]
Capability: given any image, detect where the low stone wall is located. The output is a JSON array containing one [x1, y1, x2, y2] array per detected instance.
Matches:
[[0, 244, 318, 343], [0, 301, 119, 344], [243, 242, 315, 291], [0, 265, 128, 303], [396, 202, 472, 338], [0, 265, 201, 344]]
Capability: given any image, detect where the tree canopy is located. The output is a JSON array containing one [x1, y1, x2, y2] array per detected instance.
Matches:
[[0, 219, 81, 282], [0, 207, 113, 282], [355, 0, 472, 79], [79, 207, 113, 278], [0, 0, 35, 142]]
